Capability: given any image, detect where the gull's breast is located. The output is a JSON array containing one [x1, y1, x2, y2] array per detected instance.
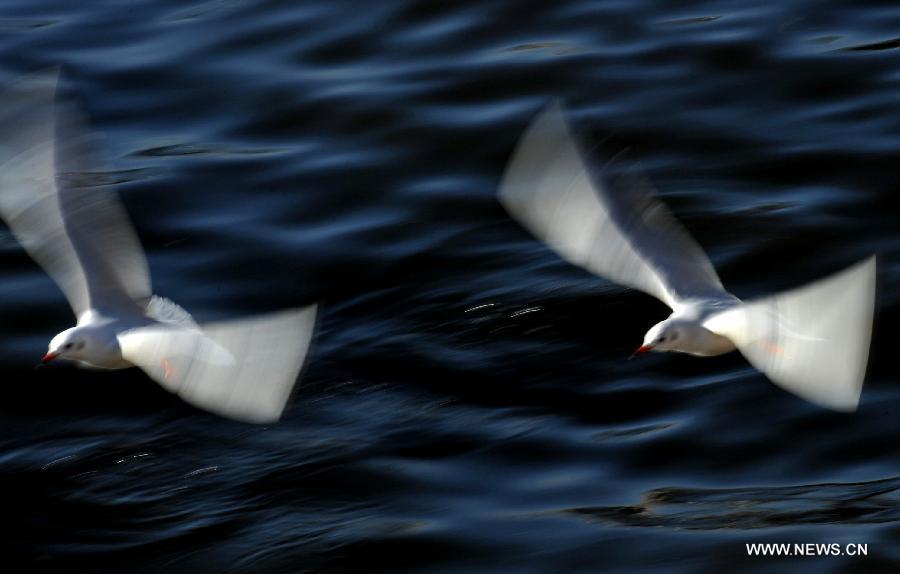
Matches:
[[688, 327, 738, 357]]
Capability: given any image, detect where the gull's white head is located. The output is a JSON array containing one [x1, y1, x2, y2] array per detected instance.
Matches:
[[43, 327, 90, 364], [633, 320, 685, 356]]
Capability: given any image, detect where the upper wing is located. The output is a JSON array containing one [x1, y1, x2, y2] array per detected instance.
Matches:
[[703, 257, 876, 411], [117, 305, 318, 423], [498, 102, 728, 308], [0, 70, 150, 319]]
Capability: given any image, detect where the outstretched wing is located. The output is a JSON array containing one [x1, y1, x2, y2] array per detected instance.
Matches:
[[0, 69, 150, 320], [117, 305, 318, 423], [499, 102, 729, 308], [703, 257, 875, 411]]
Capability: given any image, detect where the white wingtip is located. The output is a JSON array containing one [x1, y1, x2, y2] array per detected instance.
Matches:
[[1, 68, 153, 318], [191, 304, 319, 423], [119, 305, 319, 423], [705, 256, 876, 411], [498, 101, 728, 308]]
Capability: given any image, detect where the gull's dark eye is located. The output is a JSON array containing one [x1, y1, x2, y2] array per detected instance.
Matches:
[[64, 342, 73, 350], [658, 336, 667, 343]]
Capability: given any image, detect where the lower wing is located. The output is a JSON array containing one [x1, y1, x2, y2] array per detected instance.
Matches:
[[703, 257, 876, 411], [118, 305, 318, 423]]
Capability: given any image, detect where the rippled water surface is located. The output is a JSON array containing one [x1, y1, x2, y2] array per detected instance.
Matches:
[[2, 1, 900, 572]]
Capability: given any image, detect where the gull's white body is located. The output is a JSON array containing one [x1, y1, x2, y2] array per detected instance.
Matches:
[[499, 102, 875, 411], [0, 70, 317, 423], [643, 302, 738, 357]]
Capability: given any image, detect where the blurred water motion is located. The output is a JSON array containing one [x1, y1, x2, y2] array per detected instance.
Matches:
[[1, 0, 899, 572]]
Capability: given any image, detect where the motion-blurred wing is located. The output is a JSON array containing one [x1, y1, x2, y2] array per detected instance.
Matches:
[[499, 102, 728, 308], [118, 305, 318, 423], [703, 257, 875, 411], [0, 70, 150, 319]]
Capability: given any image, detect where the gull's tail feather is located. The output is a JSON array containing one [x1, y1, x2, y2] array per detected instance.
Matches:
[[118, 305, 318, 423], [146, 295, 198, 328], [703, 257, 876, 411]]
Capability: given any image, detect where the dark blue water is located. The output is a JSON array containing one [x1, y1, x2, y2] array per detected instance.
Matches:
[[1, 1, 899, 572]]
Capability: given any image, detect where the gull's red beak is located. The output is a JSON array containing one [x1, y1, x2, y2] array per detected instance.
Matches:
[[629, 345, 653, 359], [41, 352, 59, 364]]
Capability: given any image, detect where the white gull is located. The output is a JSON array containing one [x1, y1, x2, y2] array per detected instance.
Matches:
[[0, 70, 317, 423], [499, 102, 875, 411]]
